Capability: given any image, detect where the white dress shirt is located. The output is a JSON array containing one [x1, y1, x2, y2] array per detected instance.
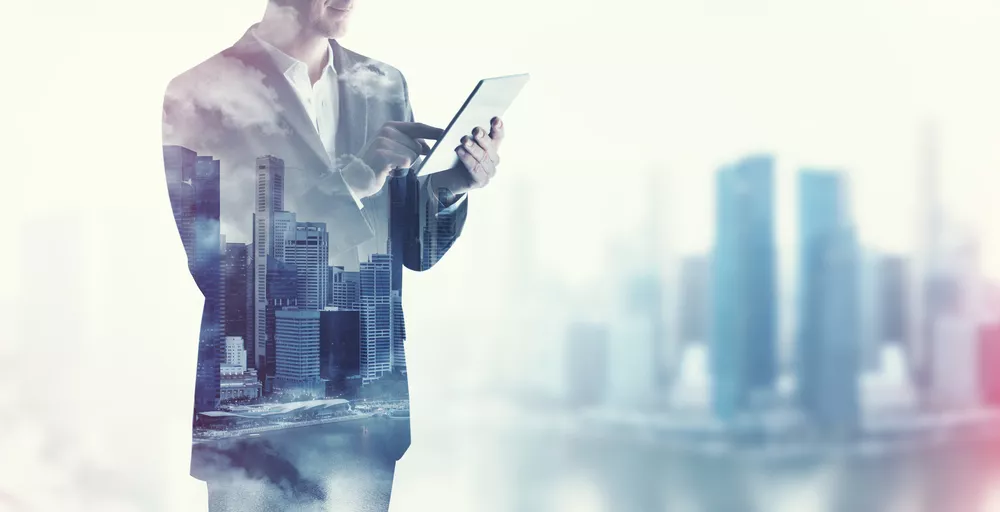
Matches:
[[252, 30, 370, 209]]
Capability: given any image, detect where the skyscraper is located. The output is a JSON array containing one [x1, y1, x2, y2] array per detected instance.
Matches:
[[252, 155, 285, 373], [360, 253, 393, 383], [274, 309, 324, 397], [285, 222, 330, 310], [797, 170, 859, 432], [320, 308, 361, 395], [421, 188, 459, 270], [330, 268, 361, 310], [879, 256, 909, 343], [223, 243, 251, 341], [265, 258, 298, 387], [389, 168, 421, 289], [164, 146, 223, 413], [711, 155, 777, 421]]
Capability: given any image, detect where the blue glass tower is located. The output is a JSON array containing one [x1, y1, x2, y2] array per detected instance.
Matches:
[[711, 155, 777, 421], [797, 170, 859, 433]]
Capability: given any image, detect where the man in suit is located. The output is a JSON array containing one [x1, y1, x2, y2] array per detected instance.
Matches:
[[161, 0, 506, 509]]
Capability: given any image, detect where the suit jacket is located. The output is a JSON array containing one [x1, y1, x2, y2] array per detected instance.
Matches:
[[162, 26, 468, 477]]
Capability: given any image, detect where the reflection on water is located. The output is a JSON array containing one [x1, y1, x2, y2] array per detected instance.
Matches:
[[195, 412, 1000, 512]]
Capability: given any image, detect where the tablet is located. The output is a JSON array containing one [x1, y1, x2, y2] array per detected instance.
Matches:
[[414, 73, 530, 176]]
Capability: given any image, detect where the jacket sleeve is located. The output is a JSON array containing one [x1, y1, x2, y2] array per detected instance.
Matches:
[[400, 74, 470, 272]]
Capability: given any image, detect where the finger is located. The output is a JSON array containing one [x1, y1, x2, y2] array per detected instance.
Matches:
[[385, 121, 444, 142], [488, 117, 505, 149], [471, 127, 500, 167], [456, 147, 489, 188], [380, 127, 424, 155], [374, 147, 415, 172], [459, 135, 487, 164], [374, 136, 420, 164]]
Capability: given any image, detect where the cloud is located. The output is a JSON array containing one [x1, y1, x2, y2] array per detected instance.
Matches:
[[339, 60, 405, 104], [164, 54, 289, 143]]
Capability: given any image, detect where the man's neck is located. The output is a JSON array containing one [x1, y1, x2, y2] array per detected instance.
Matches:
[[256, 10, 330, 81]]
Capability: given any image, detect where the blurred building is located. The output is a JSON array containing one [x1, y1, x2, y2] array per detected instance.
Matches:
[[858, 249, 883, 372], [274, 308, 324, 398], [796, 170, 860, 433], [979, 324, 1000, 407], [679, 255, 710, 345], [711, 155, 777, 421], [564, 321, 610, 408], [879, 256, 909, 344]]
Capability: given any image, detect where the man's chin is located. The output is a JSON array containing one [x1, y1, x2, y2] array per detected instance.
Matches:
[[319, 20, 349, 39]]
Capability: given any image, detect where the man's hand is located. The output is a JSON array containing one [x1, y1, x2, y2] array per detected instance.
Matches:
[[346, 121, 443, 198], [432, 117, 505, 200]]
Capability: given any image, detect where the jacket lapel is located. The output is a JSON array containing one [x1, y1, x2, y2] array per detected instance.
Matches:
[[330, 39, 371, 159], [228, 27, 331, 170]]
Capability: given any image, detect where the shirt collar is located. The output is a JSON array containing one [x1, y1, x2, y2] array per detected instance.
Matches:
[[251, 28, 336, 79]]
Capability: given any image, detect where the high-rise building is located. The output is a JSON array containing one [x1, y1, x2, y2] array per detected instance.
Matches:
[[564, 321, 610, 408], [330, 268, 361, 310], [813, 227, 861, 433], [680, 255, 710, 344], [274, 309, 324, 397], [421, 188, 459, 270], [285, 222, 329, 310], [391, 290, 406, 373], [223, 243, 251, 341], [711, 155, 777, 421], [164, 146, 223, 413], [360, 253, 393, 383], [389, 168, 421, 288], [320, 308, 361, 395], [252, 155, 285, 374], [264, 258, 298, 389], [797, 170, 860, 431]]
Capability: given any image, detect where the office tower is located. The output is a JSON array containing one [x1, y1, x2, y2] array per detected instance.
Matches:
[[163, 146, 197, 257], [223, 243, 251, 341], [711, 155, 777, 420], [564, 321, 610, 408], [285, 222, 329, 310], [421, 187, 459, 270], [330, 268, 361, 310], [680, 255, 711, 344], [391, 290, 406, 373], [164, 146, 223, 412], [360, 254, 393, 383], [264, 258, 298, 388], [320, 308, 361, 395], [797, 170, 860, 431], [389, 168, 421, 289], [252, 155, 285, 373], [220, 335, 262, 402], [979, 324, 1000, 407], [814, 227, 861, 432], [274, 309, 324, 397], [272, 211, 297, 263]]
